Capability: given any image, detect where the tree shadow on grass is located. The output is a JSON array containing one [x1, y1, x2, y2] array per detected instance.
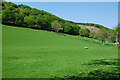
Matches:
[[52, 58, 119, 80], [83, 58, 119, 66], [91, 41, 115, 46]]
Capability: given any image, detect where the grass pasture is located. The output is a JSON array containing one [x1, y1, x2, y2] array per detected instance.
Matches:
[[2, 25, 118, 79]]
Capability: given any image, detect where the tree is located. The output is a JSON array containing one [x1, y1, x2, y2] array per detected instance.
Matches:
[[85, 29, 90, 37], [79, 28, 90, 40], [90, 31, 95, 38], [18, 4, 31, 9], [64, 23, 80, 35], [89, 31, 96, 42], [107, 30, 116, 43], [36, 14, 44, 29], [41, 15, 52, 30], [22, 8, 31, 16], [14, 13, 24, 26], [115, 25, 120, 40], [115, 25, 120, 48], [24, 15, 36, 27], [98, 29, 108, 45], [2, 8, 16, 24], [51, 20, 62, 33], [30, 8, 40, 15]]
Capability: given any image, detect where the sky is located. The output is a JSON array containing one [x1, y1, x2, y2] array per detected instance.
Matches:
[[13, 2, 118, 29]]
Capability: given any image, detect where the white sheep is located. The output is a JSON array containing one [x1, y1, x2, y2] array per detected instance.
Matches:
[[84, 47, 88, 49]]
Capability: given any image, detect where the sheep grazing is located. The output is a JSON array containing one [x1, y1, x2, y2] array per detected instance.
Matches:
[[84, 47, 88, 49]]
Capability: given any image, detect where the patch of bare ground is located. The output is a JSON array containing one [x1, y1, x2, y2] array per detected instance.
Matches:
[[78, 24, 100, 32]]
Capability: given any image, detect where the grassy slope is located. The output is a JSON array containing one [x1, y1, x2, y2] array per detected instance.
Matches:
[[2, 25, 118, 78]]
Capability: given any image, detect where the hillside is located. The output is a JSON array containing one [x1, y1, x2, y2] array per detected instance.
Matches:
[[78, 24, 100, 32], [2, 25, 118, 79], [1, 2, 111, 34], [1, 1, 119, 79]]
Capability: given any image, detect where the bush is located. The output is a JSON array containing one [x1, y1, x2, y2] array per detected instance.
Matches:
[[51, 20, 62, 33], [64, 23, 80, 35], [79, 28, 90, 37]]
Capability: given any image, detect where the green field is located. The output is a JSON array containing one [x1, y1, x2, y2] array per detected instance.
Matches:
[[2, 25, 118, 79]]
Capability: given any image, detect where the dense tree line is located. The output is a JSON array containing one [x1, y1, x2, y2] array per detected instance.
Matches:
[[1, 2, 118, 45], [2, 2, 81, 35]]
